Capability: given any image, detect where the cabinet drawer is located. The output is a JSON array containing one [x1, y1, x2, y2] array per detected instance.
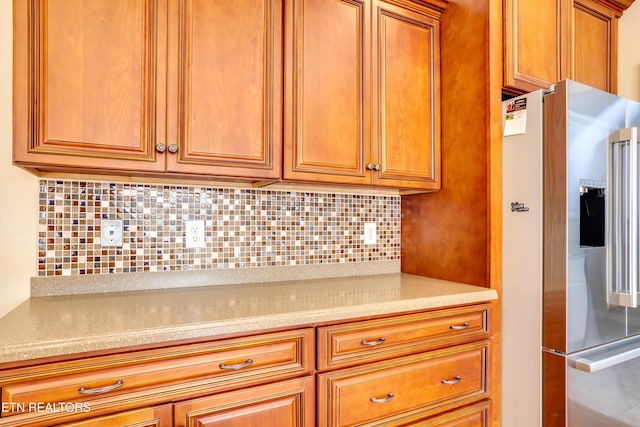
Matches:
[[174, 376, 315, 427], [317, 341, 489, 427], [317, 305, 489, 370], [0, 329, 313, 423], [403, 400, 491, 426], [55, 404, 173, 427]]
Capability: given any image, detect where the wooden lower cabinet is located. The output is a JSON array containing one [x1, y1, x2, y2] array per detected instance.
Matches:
[[174, 376, 314, 427], [317, 341, 489, 427], [403, 401, 491, 427], [0, 304, 493, 427], [55, 405, 173, 427]]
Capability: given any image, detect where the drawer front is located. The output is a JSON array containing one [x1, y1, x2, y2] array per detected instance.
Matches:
[[174, 376, 315, 427], [317, 305, 489, 370], [403, 400, 491, 426], [55, 404, 173, 427], [0, 328, 313, 421], [317, 341, 489, 427]]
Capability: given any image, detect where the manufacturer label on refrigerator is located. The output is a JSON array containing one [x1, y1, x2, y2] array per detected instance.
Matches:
[[504, 98, 527, 136]]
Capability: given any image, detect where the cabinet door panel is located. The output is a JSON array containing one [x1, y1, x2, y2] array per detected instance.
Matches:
[[169, 0, 282, 179], [284, 0, 370, 184], [504, 0, 567, 93], [13, 0, 165, 171], [174, 376, 314, 427], [56, 404, 172, 427], [572, 0, 617, 93], [403, 401, 490, 426], [373, 1, 440, 190]]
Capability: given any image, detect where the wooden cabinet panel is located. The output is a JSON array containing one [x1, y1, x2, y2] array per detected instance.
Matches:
[[167, 0, 283, 178], [284, 0, 370, 184], [13, 0, 165, 171], [14, 0, 282, 180], [56, 404, 173, 427], [317, 341, 489, 427], [0, 329, 313, 426], [317, 304, 489, 370], [503, 0, 568, 93], [373, 0, 441, 190], [403, 401, 490, 426], [571, 0, 618, 92], [504, 0, 632, 94], [174, 376, 314, 427]]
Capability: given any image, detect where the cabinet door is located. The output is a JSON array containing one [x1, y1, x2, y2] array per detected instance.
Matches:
[[174, 376, 315, 427], [503, 0, 569, 93], [167, 0, 283, 179], [402, 401, 490, 426], [283, 0, 371, 185], [372, 0, 441, 190], [570, 0, 618, 93], [56, 405, 172, 427], [13, 0, 167, 172]]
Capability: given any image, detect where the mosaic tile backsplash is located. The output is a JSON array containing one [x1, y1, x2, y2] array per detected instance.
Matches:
[[38, 180, 401, 276]]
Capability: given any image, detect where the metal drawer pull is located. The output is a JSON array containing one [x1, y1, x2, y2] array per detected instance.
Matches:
[[361, 337, 386, 346], [441, 376, 462, 385], [78, 380, 124, 395], [449, 323, 470, 330], [370, 393, 395, 403], [219, 359, 253, 370]]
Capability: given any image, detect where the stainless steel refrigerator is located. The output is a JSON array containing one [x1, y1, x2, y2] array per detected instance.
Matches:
[[502, 79, 640, 426]]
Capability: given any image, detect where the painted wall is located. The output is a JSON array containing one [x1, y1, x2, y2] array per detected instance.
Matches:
[[0, 0, 39, 317], [619, 2, 640, 101]]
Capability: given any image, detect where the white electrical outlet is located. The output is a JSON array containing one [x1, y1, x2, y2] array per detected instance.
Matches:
[[364, 222, 377, 245], [101, 220, 123, 247], [185, 220, 205, 248]]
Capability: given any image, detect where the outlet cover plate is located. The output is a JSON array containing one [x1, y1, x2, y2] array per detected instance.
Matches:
[[185, 220, 205, 248], [101, 220, 123, 247], [364, 222, 376, 245]]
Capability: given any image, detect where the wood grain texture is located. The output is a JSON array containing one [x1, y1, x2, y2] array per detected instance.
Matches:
[[372, 0, 442, 190], [401, 1, 503, 423], [317, 304, 489, 370], [317, 341, 489, 426], [401, 0, 489, 287], [56, 405, 173, 427], [13, 0, 165, 171], [503, 0, 566, 93], [0, 329, 313, 427], [571, 0, 618, 93], [173, 376, 314, 427], [167, 0, 283, 179], [283, 0, 371, 184]]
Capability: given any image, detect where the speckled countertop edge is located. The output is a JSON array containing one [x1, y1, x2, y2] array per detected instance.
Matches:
[[31, 260, 401, 296], [1, 273, 498, 365]]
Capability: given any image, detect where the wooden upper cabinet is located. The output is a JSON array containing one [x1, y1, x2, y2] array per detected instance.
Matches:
[[372, 0, 441, 190], [503, 0, 567, 94], [571, 0, 618, 92], [284, 0, 445, 190], [13, 0, 166, 172], [166, 0, 282, 179], [283, 0, 371, 185], [14, 0, 282, 180], [503, 0, 634, 94]]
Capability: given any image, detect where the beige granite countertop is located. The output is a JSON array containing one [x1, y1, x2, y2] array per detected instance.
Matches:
[[0, 273, 497, 365]]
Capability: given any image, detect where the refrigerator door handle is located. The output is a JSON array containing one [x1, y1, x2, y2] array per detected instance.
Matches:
[[574, 345, 640, 373], [607, 127, 639, 308]]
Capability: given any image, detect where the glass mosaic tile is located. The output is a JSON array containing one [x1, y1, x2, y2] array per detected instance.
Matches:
[[37, 180, 401, 276]]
